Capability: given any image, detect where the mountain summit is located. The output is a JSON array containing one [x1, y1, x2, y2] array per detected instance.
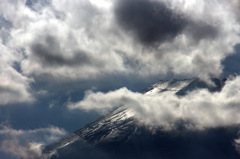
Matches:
[[43, 78, 240, 159]]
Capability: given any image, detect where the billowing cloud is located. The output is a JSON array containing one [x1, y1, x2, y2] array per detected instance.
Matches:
[[68, 76, 240, 130], [0, 36, 34, 106], [0, 0, 238, 85], [0, 0, 239, 106], [0, 125, 67, 159]]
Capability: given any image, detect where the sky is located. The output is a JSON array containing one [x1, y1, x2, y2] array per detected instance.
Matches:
[[1, 0, 240, 158]]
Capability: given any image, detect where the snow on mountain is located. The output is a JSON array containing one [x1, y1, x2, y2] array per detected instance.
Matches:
[[143, 79, 194, 96], [43, 78, 239, 159]]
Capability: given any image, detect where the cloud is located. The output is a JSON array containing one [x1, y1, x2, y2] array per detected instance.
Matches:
[[0, 67, 34, 105], [0, 0, 240, 105], [68, 88, 133, 114], [29, 35, 101, 67], [114, 0, 186, 45], [0, 38, 34, 106], [0, 125, 67, 143], [234, 131, 240, 154], [1, 139, 44, 159], [0, 125, 67, 159], [0, 0, 238, 83], [3, 0, 126, 80], [68, 76, 240, 130], [228, 0, 240, 22]]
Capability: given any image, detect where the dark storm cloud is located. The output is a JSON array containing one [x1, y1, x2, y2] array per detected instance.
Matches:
[[185, 22, 219, 42], [114, 0, 186, 45], [30, 35, 101, 67]]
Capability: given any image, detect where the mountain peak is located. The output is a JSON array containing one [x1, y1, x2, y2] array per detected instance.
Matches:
[[43, 78, 239, 159]]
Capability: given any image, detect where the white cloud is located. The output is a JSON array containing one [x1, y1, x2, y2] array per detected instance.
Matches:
[[68, 76, 240, 130], [1, 0, 239, 83], [0, 0, 240, 104], [234, 132, 240, 154], [1, 139, 44, 159], [0, 67, 34, 105], [0, 125, 67, 159], [0, 125, 67, 143], [228, 0, 240, 21], [0, 36, 34, 106], [68, 88, 133, 114]]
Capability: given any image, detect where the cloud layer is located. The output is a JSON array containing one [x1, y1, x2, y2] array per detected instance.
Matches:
[[0, 125, 67, 159], [0, 0, 239, 105], [0, 0, 240, 106], [68, 76, 240, 130]]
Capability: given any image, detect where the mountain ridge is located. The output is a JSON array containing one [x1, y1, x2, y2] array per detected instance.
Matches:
[[43, 77, 240, 159]]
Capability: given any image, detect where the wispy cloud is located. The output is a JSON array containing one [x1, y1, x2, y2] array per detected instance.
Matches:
[[0, 125, 67, 159], [234, 131, 240, 154], [1, 139, 44, 159], [68, 76, 240, 130]]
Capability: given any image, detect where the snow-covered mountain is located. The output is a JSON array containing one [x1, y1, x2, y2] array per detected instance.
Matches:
[[43, 78, 239, 159]]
